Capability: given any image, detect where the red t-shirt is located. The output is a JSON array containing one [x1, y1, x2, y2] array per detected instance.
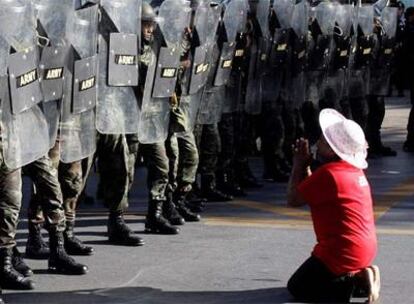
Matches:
[[298, 160, 377, 275]]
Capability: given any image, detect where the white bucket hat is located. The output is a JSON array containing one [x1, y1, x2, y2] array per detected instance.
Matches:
[[319, 108, 368, 169]]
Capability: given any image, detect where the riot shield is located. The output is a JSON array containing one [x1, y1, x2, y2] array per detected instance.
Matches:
[[308, 3, 335, 71], [353, 5, 375, 69], [187, 1, 210, 95], [330, 4, 353, 71], [291, 1, 308, 77], [96, 0, 142, 134], [0, 1, 49, 169], [151, 0, 191, 98], [213, 0, 247, 87], [59, 4, 99, 163], [35, 1, 74, 146], [138, 0, 191, 144], [369, 7, 397, 96], [256, 0, 271, 39], [244, 41, 261, 114]]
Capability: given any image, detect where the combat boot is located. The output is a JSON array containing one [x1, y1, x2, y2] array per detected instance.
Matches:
[[64, 221, 94, 255], [145, 200, 180, 234], [236, 163, 263, 189], [25, 222, 50, 259], [200, 174, 233, 202], [162, 194, 185, 226], [0, 248, 34, 290], [48, 229, 88, 275], [185, 186, 206, 213], [173, 192, 201, 222], [12, 247, 32, 277], [108, 211, 145, 246], [216, 171, 246, 197]]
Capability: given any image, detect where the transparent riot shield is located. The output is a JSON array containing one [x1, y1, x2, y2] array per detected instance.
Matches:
[[35, 1, 73, 147], [291, 1, 308, 76], [308, 3, 335, 71], [138, 0, 191, 143], [0, 1, 50, 169], [213, 0, 246, 87], [96, 0, 142, 134], [354, 5, 375, 69], [369, 7, 397, 96], [330, 4, 353, 71], [244, 41, 261, 114], [256, 0, 271, 39], [152, 0, 191, 98], [270, 0, 294, 69], [187, 1, 210, 95], [59, 4, 98, 163]]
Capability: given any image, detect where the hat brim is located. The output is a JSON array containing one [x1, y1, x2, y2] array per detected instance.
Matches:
[[319, 109, 368, 170]]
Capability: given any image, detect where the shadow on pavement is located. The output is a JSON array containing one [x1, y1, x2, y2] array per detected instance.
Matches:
[[4, 286, 295, 304]]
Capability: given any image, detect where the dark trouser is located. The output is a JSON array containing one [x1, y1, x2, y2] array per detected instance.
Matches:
[[349, 96, 368, 132], [288, 256, 354, 303], [175, 132, 199, 191], [0, 152, 22, 249], [97, 133, 138, 212], [260, 100, 285, 170], [193, 123, 220, 180], [366, 95, 385, 150], [218, 113, 235, 177], [406, 71, 414, 146], [140, 141, 170, 202], [24, 154, 66, 231], [28, 140, 94, 226]]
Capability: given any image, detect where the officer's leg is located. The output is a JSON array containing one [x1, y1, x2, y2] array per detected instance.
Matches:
[[58, 159, 94, 255], [366, 95, 396, 157], [141, 142, 179, 235], [217, 113, 245, 195], [0, 162, 34, 290], [261, 100, 289, 183], [97, 133, 144, 246], [349, 96, 368, 132], [173, 132, 201, 221], [199, 123, 233, 202], [25, 155, 88, 275], [404, 73, 414, 151]]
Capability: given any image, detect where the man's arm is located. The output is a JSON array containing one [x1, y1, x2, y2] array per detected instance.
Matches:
[[287, 138, 312, 207]]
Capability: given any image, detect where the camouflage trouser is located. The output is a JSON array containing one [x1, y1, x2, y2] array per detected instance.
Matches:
[[97, 133, 138, 212], [174, 131, 199, 191], [140, 135, 173, 202], [28, 140, 93, 226], [141, 132, 198, 202], [217, 113, 235, 176], [260, 99, 286, 168], [193, 123, 220, 179], [0, 140, 22, 248]]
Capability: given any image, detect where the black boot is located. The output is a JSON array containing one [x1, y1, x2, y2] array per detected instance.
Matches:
[[64, 221, 94, 256], [12, 247, 32, 277], [145, 200, 180, 234], [185, 186, 207, 213], [236, 163, 263, 189], [200, 174, 233, 202], [174, 192, 201, 222], [25, 222, 50, 259], [48, 230, 88, 275], [216, 172, 246, 197], [0, 248, 34, 290], [108, 211, 145, 246], [162, 194, 185, 226]]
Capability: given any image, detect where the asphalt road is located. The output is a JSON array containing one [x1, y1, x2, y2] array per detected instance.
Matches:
[[3, 96, 414, 304]]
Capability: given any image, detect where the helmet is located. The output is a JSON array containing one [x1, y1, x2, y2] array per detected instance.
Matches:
[[142, 1, 157, 22]]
